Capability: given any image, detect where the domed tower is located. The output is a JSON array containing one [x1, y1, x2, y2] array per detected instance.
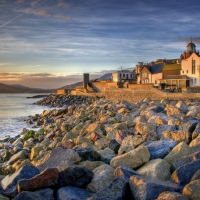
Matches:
[[186, 42, 196, 53]]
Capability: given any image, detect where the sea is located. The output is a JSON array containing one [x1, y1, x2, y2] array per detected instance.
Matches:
[[0, 93, 52, 138]]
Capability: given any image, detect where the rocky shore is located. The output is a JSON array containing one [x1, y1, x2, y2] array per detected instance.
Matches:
[[0, 94, 200, 199]]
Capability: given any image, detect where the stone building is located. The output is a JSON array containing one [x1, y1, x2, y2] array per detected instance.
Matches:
[[111, 70, 135, 82]]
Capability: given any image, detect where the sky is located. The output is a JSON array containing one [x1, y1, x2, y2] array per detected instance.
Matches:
[[0, 0, 200, 89]]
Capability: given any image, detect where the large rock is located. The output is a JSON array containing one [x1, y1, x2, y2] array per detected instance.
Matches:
[[118, 135, 145, 155], [56, 186, 94, 200], [164, 142, 192, 165], [142, 140, 177, 160], [79, 160, 105, 171], [58, 165, 93, 187], [13, 188, 54, 200], [1, 165, 39, 198], [114, 166, 139, 182], [73, 147, 101, 161], [161, 130, 190, 144], [171, 159, 200, 186], [129, 175, 183, 200], [183, 179, 200, 200], [191, 169, 200, 181], [87, 164, 114, 192], [137, 158, 171, 181], [7, 150, 29, 165], [30, 146, 43, 161], [189, 134, 200, 148], [108, 139, 120, 154], [157, 191, 189, 200], [165, 104, 183, 116], [135, 122, 156, 136], [156, 124, 176, 137], [171, 151, 200, 172], [17, 168, 59, 192], [90, 178, 127, 200], [35, 147, 81, 172], [110, 146, 150, 169], [178, 120, 198, 133], [192, 122, 200, 139], [0, 194, 9, 200]]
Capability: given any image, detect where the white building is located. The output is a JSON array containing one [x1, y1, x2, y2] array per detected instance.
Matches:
[[112, 70, 135, 82], [180, 42, 200, 87]]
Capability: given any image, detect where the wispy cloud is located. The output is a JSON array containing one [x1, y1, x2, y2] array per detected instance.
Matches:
[[53, 14, 71, 20], [30, 9, 50, 17]]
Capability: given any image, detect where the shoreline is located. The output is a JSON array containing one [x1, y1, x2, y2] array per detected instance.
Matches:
[[0, 94, 200, 199]]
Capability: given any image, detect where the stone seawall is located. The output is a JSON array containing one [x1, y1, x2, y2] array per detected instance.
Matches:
[[104, 88, 200, 103]]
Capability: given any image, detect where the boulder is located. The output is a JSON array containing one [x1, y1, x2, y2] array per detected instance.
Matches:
[[0, 194, 9, 200], [129, 175, 183, 200], [22, 130, 35, 142], [114, 166, 139, 182], [7, 150, 29, 165], [176, 101, 188, 111], [1, 165, 39, 198], [87, 164, 114, 192], [183, 179, 200, 200], [164, 142, 192, 165], [137, 158, 171, 181], [56, 186, 94, 200], [157, 191, 189, 200], [58, 165, 93, 188], [192, 122, 200, 139], [79, 160, 105, 171], [171, 151, 200, 172], [74, 147, 101, 161], [110, 146, 150, 169], [165, 104, 183, 116], [13, 188, 54, 200], [191, 169, 200, 181], [35, 147, 81, 172], [161, 130, 190, 144], [90, 178, 127, 200], [135, 122, 156, 136], [30, 146, 43, 161], [178, 120, 198, 133], [17, 168, 59, 192], [156, 124, 176, 137], [189, 134, 200, 148], [118, 135, 145, 155], [171, 159, 200, 186], [108, 139, 120, 154], [142, 140, 177, 160]]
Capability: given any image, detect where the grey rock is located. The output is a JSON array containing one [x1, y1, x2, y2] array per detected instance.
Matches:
[[129, 175, 183, 200], [56, 186, 94, 200], [58, 165, 93, 188], [13, 188, 54, 200]]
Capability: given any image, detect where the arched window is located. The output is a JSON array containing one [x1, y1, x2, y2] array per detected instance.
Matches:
[[192, 59, 196, 74]]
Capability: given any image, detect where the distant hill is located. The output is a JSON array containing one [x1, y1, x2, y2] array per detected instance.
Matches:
[[0, 81, 84, 93], [0, 83, 56, 93], [59, 81, 83, 89]]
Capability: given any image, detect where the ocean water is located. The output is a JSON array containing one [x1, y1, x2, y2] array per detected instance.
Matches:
[[0, 93, 51, 138]]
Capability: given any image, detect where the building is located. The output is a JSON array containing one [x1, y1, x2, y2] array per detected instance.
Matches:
[[135, 62, 164, 84], [111, 70, 135, 82], [180, 41, 200, 87]]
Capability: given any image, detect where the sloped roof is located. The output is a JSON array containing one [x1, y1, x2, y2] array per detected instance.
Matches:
[[96, 73, 112, 81], [145, 63, 165, 74], [163, 64, 181, 71]]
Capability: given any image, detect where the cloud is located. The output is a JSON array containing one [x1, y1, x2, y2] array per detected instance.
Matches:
[[57, 2, 71, 8], [53, 14, 71, 20], [30, 9, 50, 17]]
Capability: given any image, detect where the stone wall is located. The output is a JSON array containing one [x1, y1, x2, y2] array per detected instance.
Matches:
[[128, 84, 153, 89], [57, 89, 68, 95], [104, 88, 200, 103]]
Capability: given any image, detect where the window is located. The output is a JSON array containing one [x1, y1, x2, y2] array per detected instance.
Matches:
[[186, 70, 188, 74], [119, 73, 121, 78], [195, 79, 197, 84], [130, 74, 132, 78], [191, 79, 193, 85], [192, 59, 196, 74], [182, 70, 184, 74], [123, 74, 125, 78]]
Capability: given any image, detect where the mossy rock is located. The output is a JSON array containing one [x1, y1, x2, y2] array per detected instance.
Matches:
[[22, 130, 35, 141], [35, 128, 44, 136]]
